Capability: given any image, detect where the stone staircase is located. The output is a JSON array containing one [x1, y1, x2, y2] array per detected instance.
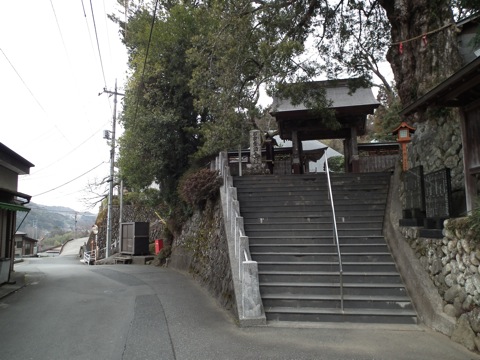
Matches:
[[234, 173, 417, 324]]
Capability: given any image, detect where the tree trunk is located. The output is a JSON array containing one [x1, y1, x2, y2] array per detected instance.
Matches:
[[379, 0, 466, 215], [379, 0, 463, 107]]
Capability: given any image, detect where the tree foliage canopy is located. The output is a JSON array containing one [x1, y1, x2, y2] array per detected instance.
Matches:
[[114, 0, 480, 206]]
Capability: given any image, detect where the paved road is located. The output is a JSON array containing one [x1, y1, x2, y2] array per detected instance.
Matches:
[[60, 237, 88, 257], [0, 254, 478, 360]]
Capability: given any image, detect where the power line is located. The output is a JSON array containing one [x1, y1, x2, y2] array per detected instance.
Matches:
[[80, 0, 98, 64], [1, 48, 48, 113], [0, 47, 71, 145], [50, 0, 69, 62], [24, 122, 110, 178], [82, 0, 113, 115], [89, 0, 108, 87], [33, 161, 106, 197]]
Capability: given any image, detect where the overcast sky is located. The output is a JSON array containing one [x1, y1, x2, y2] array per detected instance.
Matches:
[[1, 0, 128, 213]]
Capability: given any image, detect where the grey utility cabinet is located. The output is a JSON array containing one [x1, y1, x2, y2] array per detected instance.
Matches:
[[120, 222, 149, 255]]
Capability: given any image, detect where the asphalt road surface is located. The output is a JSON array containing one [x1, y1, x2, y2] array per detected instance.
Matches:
[[0, 253, 478, 360]]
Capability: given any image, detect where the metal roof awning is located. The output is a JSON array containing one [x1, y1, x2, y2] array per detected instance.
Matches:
[[0, 202, 31, 212]]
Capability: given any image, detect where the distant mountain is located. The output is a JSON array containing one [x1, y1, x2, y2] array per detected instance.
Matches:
[[16, 203, 97, 240]]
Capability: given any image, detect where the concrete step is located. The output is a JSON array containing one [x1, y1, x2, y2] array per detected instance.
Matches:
[[243, 215, 384, 224], [257, 261, 398, 272], [236, 191, 388, 200], [251, 252, 394, 263], [244, 221, 383, 230], [237, 198, 388, 207], [264, 307, 416, 324], [262, 294, 414, 310], [259, 282, 408, 297], [245, 228, 384, 237], [250, 243, 390, 253], [233, 173, 391, 184], [234, 182, 391, 192], [258, 270, 404, 284], [240, 208, 386, 218], [248, 235, 388, 245]]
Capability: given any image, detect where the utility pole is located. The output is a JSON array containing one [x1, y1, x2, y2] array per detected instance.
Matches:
[[99, 80, 124, 258]]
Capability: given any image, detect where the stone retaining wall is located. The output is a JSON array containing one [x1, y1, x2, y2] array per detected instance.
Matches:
[[168, 198, 236, 317], [409, 114, 465, 214], [410, 115, 463, 191], [400, 218, 480, 352]]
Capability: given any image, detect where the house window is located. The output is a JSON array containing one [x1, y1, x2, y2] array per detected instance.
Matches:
[[16, 240, 22, 249]]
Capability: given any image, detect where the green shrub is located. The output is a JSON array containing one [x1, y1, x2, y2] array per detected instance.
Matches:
[[327, 156, 345, 172], [157, 245, 172, 264], [178, 168, 223, 208]]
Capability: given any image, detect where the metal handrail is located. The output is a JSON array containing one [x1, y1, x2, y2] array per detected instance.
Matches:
[[324, 152, 344, 311]]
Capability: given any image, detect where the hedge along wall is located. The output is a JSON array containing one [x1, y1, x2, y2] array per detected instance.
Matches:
[[400, 218, 480, 352]]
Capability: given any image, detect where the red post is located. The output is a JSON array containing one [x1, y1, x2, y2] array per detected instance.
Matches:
[[155, 239, 164, 254], [402, 142, 408, 171]]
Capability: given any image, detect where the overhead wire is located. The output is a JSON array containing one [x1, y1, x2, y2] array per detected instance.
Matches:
[[80, 0, 114, 117], [0, 48, 47, 114], [50, 0, 99, 131], [89, 0, 108, 88], [22, 122, 111, 178], [80, 0, 98, 67], [33, 161, 106, 198], [0, 47, 71, 145], [102, 0, 113, 66]]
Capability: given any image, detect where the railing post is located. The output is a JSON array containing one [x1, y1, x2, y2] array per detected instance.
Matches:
[[242, 260, 262, 318], [238, 234, 248, 276], [235, 216, 244, 258]]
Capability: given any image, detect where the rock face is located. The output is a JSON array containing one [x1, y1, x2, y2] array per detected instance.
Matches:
[[401, 218, 480, 352], [408, 113, 465, 215], [169, 197, 236, 315]]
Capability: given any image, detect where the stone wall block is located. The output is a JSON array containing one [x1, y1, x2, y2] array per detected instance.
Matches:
[[442, 262, 451, 275], [473, 274, 480, 292], [447, 239, 457, 251], [463, 295, 474, 310], [445, 273, 456, 287], [475, 335, 480, 352], [444, 304, 457, 317], [451, 260, 459, 275], [445, 228, 455, 239], [471, 252, 480, 266], [461, 239, 471, 253], [453, 298, 464, 316], [431, 259, 443, 275], [441, 245, 449, 256], [445, 284, 462, 302], [466, 278, 476, 295], [468, 308, 480, 333], [452, 314, 477, 351]]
